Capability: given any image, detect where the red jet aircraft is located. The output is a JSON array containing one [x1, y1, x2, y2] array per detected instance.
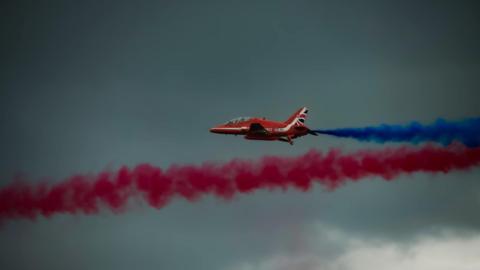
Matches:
[[209, 107, 318, 145]]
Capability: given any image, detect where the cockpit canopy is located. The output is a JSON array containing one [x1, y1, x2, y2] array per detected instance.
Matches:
[[224, 117, 252, 125]]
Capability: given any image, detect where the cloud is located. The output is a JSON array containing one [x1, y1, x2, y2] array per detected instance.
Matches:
[[334, 234, 480, 270], [229, 225, 480, 270]]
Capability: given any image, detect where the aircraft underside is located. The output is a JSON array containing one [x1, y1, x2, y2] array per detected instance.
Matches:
[[244, 134, 297, 145]]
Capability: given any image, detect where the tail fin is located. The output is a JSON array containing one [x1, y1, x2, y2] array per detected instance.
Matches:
[[284, 107, 308, 126]]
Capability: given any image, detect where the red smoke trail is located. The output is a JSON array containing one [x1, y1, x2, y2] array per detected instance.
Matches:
[[1, 144, 479, 221]]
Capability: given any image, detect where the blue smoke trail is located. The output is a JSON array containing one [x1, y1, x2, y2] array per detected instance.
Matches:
[[314, 118, 480, 147]]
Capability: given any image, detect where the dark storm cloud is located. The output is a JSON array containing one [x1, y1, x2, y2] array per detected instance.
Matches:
[[1, 1, 480, 270]]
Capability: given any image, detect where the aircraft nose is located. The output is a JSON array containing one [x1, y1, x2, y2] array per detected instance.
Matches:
[[210, 126, 226, 133]]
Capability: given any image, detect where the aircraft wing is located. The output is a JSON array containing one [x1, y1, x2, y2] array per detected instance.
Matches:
[[248, 123, 269, 135]]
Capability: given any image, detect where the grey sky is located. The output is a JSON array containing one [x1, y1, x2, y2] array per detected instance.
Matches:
[[1, 1, 480, 270]]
